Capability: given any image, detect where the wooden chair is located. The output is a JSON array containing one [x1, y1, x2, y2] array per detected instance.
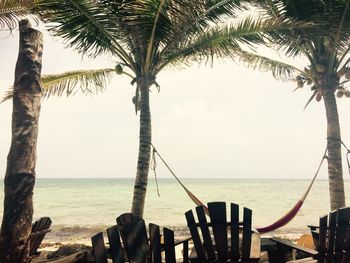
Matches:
[[185, 202, 260, 263], [91, 219, 190, 263], [118, 219, 189, 263], [28, 217, 52, 259], [269, 207, 350, 263]]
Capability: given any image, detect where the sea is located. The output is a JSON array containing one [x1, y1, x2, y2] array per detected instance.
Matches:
[[0, 178, 347, 244]]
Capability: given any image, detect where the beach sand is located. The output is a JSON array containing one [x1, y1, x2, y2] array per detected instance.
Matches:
[[37, 230, 306, 263]]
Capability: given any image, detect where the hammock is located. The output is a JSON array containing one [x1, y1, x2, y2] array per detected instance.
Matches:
[[151, 144, 327, 234]]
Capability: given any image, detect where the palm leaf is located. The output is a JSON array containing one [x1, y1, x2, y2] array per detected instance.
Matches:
[[0, 0, 37, 29], [235, 49, 302, 81], [36, 0, 134, 68], [42, 68, 115, 97], [158, 15, 305, 72], [304, 90, 318, 110], [2, 68, 115, 102]]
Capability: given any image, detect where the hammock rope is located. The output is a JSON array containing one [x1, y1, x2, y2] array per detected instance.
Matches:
[[151, 147, 161, 197], [341, 140, 350, 177], [256, 146, 327, 233], [151, 143, 328, 234]]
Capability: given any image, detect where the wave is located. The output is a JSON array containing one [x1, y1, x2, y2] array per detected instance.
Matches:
[[45, 223, 307, 245]]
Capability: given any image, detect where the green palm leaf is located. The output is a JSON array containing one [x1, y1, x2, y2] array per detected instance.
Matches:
[[42, 68, 115, 97], [158, 15, 306, 72], [0, 0, 37, 29], [2, 68, 115, 102], [235, 49, 302, 80], [36, 0, 134, 67]]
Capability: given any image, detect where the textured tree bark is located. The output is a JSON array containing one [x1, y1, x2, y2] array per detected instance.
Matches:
[[323, 90, 345, 210], [0, 20, 43, 263], [131, 78, 152, 218]]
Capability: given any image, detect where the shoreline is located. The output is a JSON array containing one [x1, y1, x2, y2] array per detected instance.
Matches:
[[45, 224, 309, 244]]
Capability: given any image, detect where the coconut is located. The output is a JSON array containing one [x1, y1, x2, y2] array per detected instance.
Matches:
[[307, 79, 313, 85], [296, 76, 302, 81], [115, 64, 123, 75], [345, 90, 350, 98], [337, 91, 344, 98]]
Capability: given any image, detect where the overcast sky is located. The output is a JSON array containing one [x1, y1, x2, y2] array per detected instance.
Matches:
[[1, 26, 350, 180]]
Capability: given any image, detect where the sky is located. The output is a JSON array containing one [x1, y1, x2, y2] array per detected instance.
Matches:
[[0, 25, 350, 180]]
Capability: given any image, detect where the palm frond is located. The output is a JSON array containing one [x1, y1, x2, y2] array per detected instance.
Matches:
[[36, 0, 134, 68], [304, 90, 318, 110], [42, 68, 115, 98], [235, 49, 302, 81], [2, 68, 115, 102], [2, 86, 14, 102], [144, 0, 167, 74], [158, 15, 305, 72], [0, 0, 37, 29]]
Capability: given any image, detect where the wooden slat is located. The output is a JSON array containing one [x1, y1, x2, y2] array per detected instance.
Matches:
[[107, 225, 124, 263], [185, 210, 206, 260], [122, 220, 148, 263], [341, 227, 350, 263], [337, 207, 350, 223], [242, 207, 252, 260], [317, 215, 327, 259], [326, 210, 337, 263], [288, 258, 317, 263], [196, 205, 215, 260], [335, 207, 350, 262], [208, 202, 228, 261], [149, 223, 161, 263], [269, 237, 318, 256], [29, 217, 52, 256], [230, 203, 240, 261], [91, 232, 108, 263], [164, 228, 176, 263]]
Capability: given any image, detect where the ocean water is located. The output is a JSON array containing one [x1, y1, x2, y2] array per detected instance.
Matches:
[[0, 178, 347, 243]]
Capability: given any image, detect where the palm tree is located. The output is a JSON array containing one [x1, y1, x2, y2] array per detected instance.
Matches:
[[243, 0, 350, 210], [25, 0, 299, 217]]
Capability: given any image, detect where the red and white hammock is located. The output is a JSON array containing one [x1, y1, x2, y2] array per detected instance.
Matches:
[[151, 144, 327, 234]]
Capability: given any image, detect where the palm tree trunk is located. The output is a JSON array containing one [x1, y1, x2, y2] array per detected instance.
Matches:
[[323, 89, 345, 210], [0, 20, 43, 263], [131, 78, 152, 218]]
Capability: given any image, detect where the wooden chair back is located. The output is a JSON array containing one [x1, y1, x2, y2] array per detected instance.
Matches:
[[116, 212, 143, 226], [29, 217, 52, 256], [107, 225, 125, 263], [121, 220, 149, 263], [185, 202, 258, 262], [91, 232, 108, 263], [311, 207, 350, 263], [91, 217, 178, 263]]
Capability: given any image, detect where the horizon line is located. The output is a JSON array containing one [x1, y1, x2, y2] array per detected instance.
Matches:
[[29, 177, 338, 180]]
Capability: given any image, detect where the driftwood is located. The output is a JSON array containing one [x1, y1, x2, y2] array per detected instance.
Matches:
[[0, 19, 43, 263], [32, 251, 85, 263]]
